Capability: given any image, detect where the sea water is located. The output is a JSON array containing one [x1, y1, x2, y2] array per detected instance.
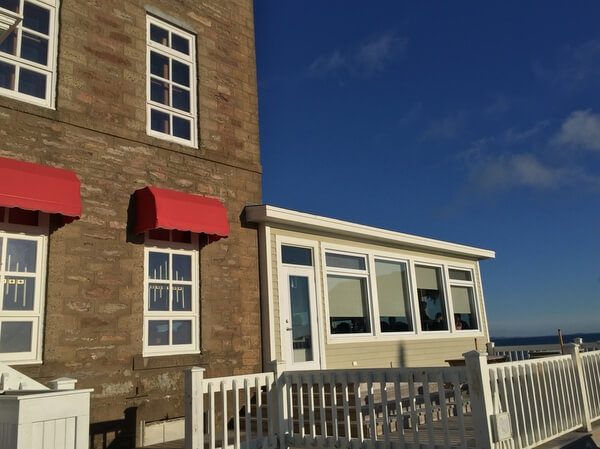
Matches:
[[492, 332, 600, 347]]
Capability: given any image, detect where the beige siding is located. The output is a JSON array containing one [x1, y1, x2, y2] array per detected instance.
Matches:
[[268, 226, 491, 369]]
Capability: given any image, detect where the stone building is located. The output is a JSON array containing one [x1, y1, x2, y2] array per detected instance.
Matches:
[[0, 0, 262, 446]]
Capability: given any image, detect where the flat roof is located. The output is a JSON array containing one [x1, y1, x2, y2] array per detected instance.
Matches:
[[245, 204, 495, 261]]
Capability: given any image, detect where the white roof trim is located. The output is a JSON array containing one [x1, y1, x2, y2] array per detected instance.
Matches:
[[245, 205, 495, 260]]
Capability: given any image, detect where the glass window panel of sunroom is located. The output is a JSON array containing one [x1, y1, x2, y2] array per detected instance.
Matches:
[[23, 2, 50, 35], [171, 59, 189, 86], [451, 285, 477, 330], [449, 269, 472, 282], [150, 109, 170, 134], [148, 251, 169, 280], [0, 0, 20, 13], [6, 238, 37, 273], [281, 245, 312, 266], [150, 52, 169, 79], [325, 253, 365, 270], [20, 32, 48, 65], [150, 78, 169, 105], [172, 320, 191, 345], [416, 265, 447, 331], [0, 321, 32, 353], [172, 85, 190, 112], [3, 277, 35, 311], [148, 320, 169, 345], [18, 68, 46, 98], [0, 60, 15, 90], [150, 24, 168, 46], [172, 254, 191, 281], [171, 33, 189, 55], [171, 285, 191, 311], [172, 116, 190, 140], [0, 29, 17, 56], [375, 259, 412, 332], [327, 274, 370, 334], [147, 284, 169, 311]]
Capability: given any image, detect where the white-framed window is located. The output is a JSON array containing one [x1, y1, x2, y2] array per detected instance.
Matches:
[[373, 257, 414, 333], [0, 0, 58, 108], [0, 207, 48, 364], [324, 251, 372, 336], [143, 229, 199, 356], [415, 264, 448, 332], [146, 15, 197, 147], [448, 267, 479, 331]]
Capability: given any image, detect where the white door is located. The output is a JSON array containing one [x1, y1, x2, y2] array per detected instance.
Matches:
[[280, 266, 321, 371]]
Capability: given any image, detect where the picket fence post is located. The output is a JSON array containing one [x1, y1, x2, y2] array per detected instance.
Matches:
[[486, 342, 495, 356], [564, 343, 592, 432], [464, 350, 494, 449], [185, 366, 205, 449], [271, 361, 288, 449]]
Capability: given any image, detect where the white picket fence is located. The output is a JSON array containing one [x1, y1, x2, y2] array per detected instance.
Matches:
[[488, 340, 600, 362], [185, 345, 600, 449]]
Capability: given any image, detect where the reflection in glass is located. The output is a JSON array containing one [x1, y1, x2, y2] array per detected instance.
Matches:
[[21, 32, 48, 65], [0, 30, 17, 55], [148, 251, 169, 279], [6, 239, 36, 273], [171, 284, 191, 311], [150, 78, 169, 105], [416, 265, 447, 331], [148, 320, 169, 345], [23, 2, 50, 35], [172, 254, 191, 281], [327, 275, 369, 334], [173, 116, 190, 140], [0, 0, 19, 13], [172, 60, 189, 86], [150, 24, 168, 45], [0, 321, 32, 353], [3, 277, 35, 310], [172, 320, 191, 344], [148, 283, 169, 311], [0, 60, 15, 89], [171, 34, 189, 54], [150, 51, 169, 79], [289, 275, 313, 362], [172, 86, 189, 112], [19, 68, 46, 98], [151, 109, 169, 133]]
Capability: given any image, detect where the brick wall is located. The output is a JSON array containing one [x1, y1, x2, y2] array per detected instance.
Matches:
[[0, 0, 262, 446]]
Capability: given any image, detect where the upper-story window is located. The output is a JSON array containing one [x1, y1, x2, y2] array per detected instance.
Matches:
[[0, 207, 48, 364], [0, 0, 58, 108], [146, 15, 197, 148], [143, 229, 199, 356]]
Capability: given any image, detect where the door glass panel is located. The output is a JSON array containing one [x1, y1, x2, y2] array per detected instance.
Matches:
[[289, 275, 313, 363], [0, 321, 32, 353]]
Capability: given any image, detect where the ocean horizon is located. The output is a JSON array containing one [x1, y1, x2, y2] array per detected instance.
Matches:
[[491, 332, 600, 347]]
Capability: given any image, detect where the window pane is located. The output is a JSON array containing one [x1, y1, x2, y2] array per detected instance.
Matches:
[[148, 284, 169, 311], [172, 254, 191, 281], [0, 29, 17, 55], [6, 238, 36, 273], [148, 320, 169, 345], [172, 86, 189, 112], [416, 265, 447, 331], [150, 78, 169, 105], [172, 320, 191, 344], [281, 245, 312, 266], [172, 116, 190, 140], [3, 277, 35, 310], [325, 253, 365, 270], [148, 251, 169, 279], [452, 285, 477, 330], [0, 321, 32, 352], [449, 269, 472, 281], [171, 34, 189, 54], [172, 60, 189, 86], [150, 51, 169, 79], [150, 24, 168, 46], [327, 274, 370, 334], [23, 2, 50, 35], [375, 260, 412, 332], [151, 109, 169, 134], [18, 68, 46, 98], [0, 60, 15, 89], [20, 32, 48, 65], [171, 285, 191, 311], [289, 275, 313, 362], [0, 0, 20, 13]]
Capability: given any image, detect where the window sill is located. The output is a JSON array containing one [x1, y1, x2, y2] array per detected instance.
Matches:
[[133, 352, 202, 371]]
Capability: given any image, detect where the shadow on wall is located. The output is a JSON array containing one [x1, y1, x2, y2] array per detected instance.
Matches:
[[397, 342, 406, 368], [89, 407, 137, 449]]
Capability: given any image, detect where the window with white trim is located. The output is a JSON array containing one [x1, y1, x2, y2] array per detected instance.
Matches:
[[144, 229, 199, 356], [0, 207, 48, 364], [416, 264, 448, 331], [0, 0, 58, 107], [374, 258, 413, 332], [146, 15, 197, 147], [325, 252, 371, 335], [448, 268, 478, 331]]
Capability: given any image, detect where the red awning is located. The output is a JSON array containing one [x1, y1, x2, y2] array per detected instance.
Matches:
[[134, 186, 229, 240], [0, 157, 81, 222]]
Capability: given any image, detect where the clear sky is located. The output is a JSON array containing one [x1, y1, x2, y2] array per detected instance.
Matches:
[[253, 1, 600, 338]]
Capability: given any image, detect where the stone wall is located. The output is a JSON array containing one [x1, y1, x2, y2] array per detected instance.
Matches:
[[0, 0, 262, 446]]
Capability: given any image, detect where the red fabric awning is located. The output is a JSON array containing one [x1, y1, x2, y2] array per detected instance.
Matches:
[[0, 157, 81, 222], [134, 186, 229, 240]]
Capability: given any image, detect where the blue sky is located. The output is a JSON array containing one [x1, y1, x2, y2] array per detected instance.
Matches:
[[253, 2, 600, 338]]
